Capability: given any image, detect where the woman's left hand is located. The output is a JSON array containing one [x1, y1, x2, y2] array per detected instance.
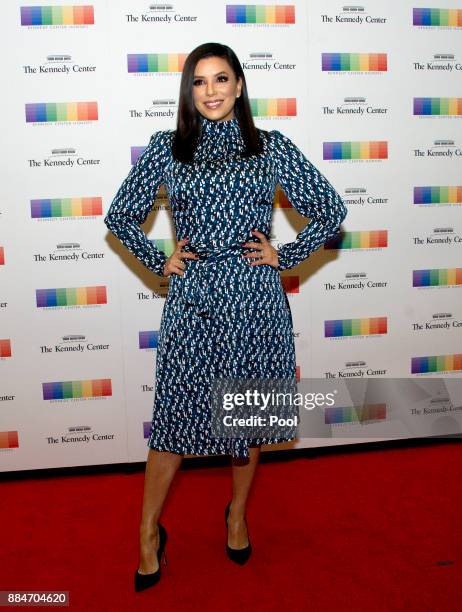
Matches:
[[241, 229, 279, 269]]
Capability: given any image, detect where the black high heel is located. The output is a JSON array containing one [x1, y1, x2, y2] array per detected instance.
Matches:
[[134, 523, 168, 592], [225, 501, 252, 564]]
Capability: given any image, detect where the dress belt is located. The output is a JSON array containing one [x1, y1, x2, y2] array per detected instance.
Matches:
[[179, 237, 262, 318]]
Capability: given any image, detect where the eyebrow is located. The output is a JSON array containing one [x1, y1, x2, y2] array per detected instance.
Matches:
[[193, 70, 229, 78]]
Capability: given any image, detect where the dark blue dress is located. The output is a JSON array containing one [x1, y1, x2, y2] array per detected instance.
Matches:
[[104, 116, 347, 459]]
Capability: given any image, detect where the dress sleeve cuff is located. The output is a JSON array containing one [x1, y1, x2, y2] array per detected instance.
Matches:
[[276, 246, 295, 272], [149, 249, 168, 277]]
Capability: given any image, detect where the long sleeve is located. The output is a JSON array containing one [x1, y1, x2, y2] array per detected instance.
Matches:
[[270, 129, 348, 272], [104, 130, 172, 277]]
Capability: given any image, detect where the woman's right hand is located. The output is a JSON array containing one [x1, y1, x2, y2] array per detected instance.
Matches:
[[162, 237, 198, 277]]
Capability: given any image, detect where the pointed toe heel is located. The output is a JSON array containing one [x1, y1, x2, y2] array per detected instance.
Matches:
[[134, 523, 168, 592], [225, 501, 252, 565]]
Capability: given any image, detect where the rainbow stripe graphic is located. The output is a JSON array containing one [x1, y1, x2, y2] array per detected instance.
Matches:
[[31, 197, 102, 218], [325, 230, 388, 250], [131, 146, 147, 165], [0, 246, 4, 265], [152, 238, 176, 257], [413, 8, 462, 27], [0, 431, 19, 449], [325, 403, 386, 424], [0, 339, 12, 358], [139, 331, 159, 349], [325, 317, 387, 337], [20, 5, 94, 25], [42, 378, 112, 400], [226, 4, 295, 23], [36, 286, 107, 307], [322, 53, 387, 72], [25, 102, 98, 122], [281, 276, 299, 293], [414, 98, 462, 115], [414, 186, 462, 205], [324, 141, 388, 160], [274, 186, 291, 208], [412, 354, 462, 374], [250, 98, 296, 117], [127, 54, 187, 73], [413, 268, 462, 287]]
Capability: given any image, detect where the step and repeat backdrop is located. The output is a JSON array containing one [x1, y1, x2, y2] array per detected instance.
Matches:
[[1, 1, 461, 471]]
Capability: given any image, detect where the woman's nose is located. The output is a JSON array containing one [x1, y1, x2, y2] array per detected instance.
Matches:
[[206, 80, 216, 96]]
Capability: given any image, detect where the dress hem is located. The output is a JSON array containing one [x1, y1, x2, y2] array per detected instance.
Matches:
[[146, 436, 297, 460]]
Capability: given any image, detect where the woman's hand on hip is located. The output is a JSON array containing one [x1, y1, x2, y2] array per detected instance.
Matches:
[[241, 230, 279, 269], [163, 237, 198, 277]]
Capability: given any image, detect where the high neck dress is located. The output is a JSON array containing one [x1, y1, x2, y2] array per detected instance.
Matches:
[[104, 115, 347, 459]]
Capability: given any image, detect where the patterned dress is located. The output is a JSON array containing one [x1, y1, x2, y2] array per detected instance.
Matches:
[[104, 116, 347, 459]]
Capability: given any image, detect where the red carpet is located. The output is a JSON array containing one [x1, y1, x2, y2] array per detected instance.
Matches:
[[1, 441, 461, 611]]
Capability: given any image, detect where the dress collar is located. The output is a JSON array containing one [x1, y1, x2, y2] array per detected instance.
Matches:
[[199, 115, 240, 137], [194, 115, 244, 162]]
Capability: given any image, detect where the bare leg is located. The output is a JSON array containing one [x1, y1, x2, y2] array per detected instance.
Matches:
[[138, 448, 183, 574], [227, 445, 261, 548]]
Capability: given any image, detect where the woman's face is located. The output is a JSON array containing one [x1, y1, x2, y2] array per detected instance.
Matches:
[[192, 56, 242, 122]]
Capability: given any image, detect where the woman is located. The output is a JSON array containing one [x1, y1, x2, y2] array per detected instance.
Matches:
[[104, 42, 347, 591]]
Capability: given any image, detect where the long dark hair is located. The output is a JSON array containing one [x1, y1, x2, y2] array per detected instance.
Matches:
[[172, 42, 263, 163]]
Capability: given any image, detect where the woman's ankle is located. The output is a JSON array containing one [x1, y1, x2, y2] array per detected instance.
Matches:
[[139, 521, 159, 537], [228, 501, 247, 521]]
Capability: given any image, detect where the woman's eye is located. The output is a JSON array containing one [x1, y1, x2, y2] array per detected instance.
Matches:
[[193, 76, 229, 86]]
